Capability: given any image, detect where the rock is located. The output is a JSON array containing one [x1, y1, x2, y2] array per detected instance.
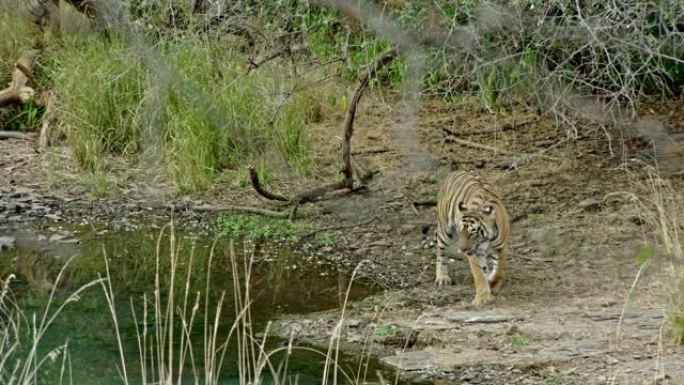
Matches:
[[0, 236, 16, 251]]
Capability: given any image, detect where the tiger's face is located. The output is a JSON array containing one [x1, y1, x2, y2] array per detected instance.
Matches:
[[456, 201, 498, 253]]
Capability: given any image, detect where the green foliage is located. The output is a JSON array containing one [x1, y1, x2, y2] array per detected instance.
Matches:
[[218, 214, 301, 243], [48, 36, 145, 171], [41, 32, 329, 192]]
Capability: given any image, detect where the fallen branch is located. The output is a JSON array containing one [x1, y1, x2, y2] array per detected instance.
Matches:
[[0, 51, 37, 108], [0, 131, 37, 140], [301, 216, 379, 240]]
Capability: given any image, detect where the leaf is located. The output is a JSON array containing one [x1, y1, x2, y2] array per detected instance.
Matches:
[[634, 247, 653, 266]]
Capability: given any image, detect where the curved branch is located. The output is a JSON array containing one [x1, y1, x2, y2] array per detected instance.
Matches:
[[248, 166, 290, 201]]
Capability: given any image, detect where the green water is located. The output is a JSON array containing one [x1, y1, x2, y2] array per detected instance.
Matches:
[[0, 221, 391, 385]]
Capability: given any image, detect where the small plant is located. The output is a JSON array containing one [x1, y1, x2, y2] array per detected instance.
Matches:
[[218, 214, 303, 242]]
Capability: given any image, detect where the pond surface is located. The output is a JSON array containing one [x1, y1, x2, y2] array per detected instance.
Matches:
[[0, 221, 395, 385]]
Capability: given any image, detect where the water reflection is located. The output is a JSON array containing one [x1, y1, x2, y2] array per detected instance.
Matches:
[[0, 222, 384, 385]]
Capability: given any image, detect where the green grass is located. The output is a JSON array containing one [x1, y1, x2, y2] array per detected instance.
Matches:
[[42, 32, 331, 193], [48, 37, 145, 172], [218, 213, 303, 243]]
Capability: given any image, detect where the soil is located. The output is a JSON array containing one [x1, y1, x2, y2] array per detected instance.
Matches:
[[2, 96, 684, 384]]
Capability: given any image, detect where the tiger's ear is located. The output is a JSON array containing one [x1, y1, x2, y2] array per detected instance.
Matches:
[[483, 205, 493, 214], [458, 202, 468, 211]]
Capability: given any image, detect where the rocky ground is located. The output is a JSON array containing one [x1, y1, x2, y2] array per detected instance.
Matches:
[[1, 96, 683, 384]]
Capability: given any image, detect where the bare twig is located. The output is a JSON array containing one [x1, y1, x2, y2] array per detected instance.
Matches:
[[247, 44, 309, 73]]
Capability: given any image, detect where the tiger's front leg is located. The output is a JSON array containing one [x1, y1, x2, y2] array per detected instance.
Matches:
[[434, 235, 451, 286], [488, 245, 507, 291], [466, 254, 492, 306]]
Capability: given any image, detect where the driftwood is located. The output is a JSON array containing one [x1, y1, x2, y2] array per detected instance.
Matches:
[[0, 51, 37, 108]]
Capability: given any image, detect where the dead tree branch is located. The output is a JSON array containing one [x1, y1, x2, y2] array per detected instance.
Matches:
[[340, 48, 397, 188], [241, 49, 396, 219], [248, 166, 289, 201]]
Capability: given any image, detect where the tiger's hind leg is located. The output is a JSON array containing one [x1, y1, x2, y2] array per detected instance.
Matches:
[[488, 246, 507, 292], [467, 254, 492, 306]]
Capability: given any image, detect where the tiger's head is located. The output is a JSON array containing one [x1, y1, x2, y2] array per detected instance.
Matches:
[[456, 201, 499, 253]]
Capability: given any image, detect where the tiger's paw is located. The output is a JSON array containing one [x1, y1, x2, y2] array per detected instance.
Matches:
[[434, 274, 452, 287], [471, 293, 493, 306]]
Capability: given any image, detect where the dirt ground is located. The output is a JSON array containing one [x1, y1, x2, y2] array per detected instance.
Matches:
[[2, 96, 684, 384]]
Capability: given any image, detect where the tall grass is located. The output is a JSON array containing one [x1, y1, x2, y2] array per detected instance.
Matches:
[[0, 259, 104, 385], [642, 171, 684, 342], [49, 37, 145, 171], [102, 222, 374, 385], [43, 31, 330, 192]]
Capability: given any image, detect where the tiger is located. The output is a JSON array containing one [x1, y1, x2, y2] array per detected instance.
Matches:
[[434, 171, 510, 306]]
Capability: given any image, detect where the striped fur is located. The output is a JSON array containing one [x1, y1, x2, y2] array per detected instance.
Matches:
[[434, 171, 510, 306]]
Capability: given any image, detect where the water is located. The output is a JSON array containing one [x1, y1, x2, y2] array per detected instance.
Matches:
[[0, 221, 393, 385]]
